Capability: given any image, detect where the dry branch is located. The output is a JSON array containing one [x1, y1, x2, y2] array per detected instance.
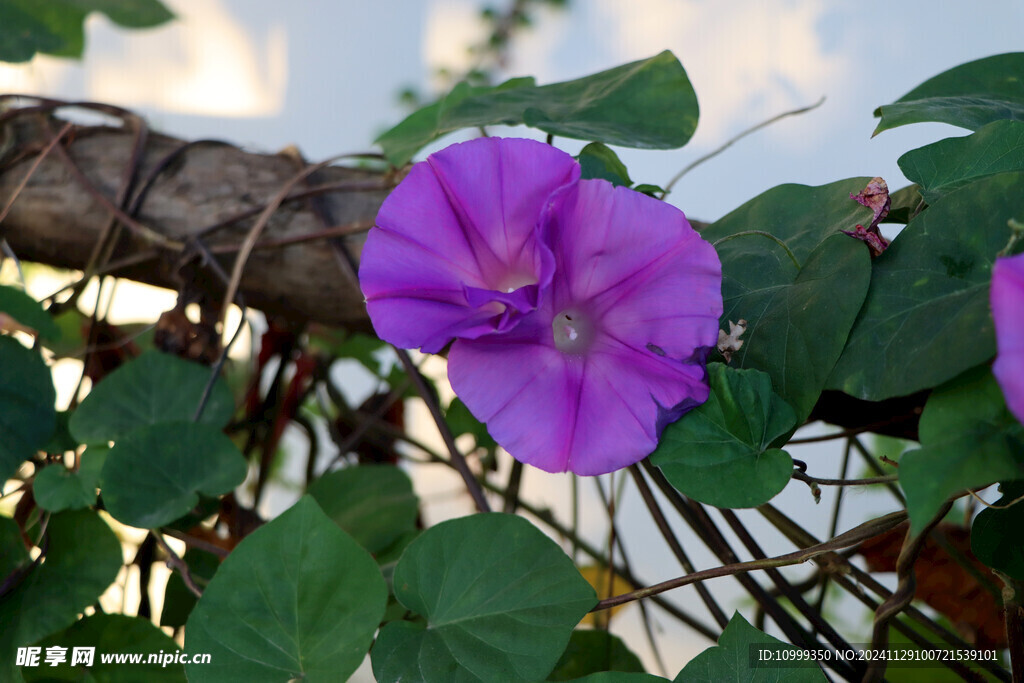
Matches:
[[0, 100, 394, 329]]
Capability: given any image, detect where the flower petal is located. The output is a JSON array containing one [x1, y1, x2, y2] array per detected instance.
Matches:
[[992, 252, 1024, 423], [547, 179, 723, 360], [359, 137, 578, 352], [448, 321, 709, 475]]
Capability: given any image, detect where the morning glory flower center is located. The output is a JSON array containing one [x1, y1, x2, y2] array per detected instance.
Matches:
[[553, 308, 594, 354]]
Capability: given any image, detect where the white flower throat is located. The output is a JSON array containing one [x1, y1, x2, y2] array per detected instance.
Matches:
[[553, 309, 593, 354]]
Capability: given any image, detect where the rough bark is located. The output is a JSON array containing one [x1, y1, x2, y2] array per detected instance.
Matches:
[[0, 105, 393, 329]]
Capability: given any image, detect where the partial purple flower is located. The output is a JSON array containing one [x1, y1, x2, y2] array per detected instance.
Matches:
[[992, 252, 1024, 423], [359, 137, 580, 353], [448, 180, 722, 475]]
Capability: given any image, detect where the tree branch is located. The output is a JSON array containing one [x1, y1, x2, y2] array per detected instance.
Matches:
[[0, 101, 393, 329]]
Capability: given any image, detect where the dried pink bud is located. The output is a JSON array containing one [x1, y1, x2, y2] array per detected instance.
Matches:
[[850, 177, 891, 230], [840, 224, 890, 258], [842, 177, 891, 257]]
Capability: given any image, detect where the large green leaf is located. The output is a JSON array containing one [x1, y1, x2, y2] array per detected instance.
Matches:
[[184, 496, 386, 682], [547, 630, 645, 681], [675, 612, 826, 682], [701, 178, 875, 264], [100, 422, 245, 529], [899, 120, 1024, 203], [24, 614, 184, 682], [972, 482, 1024, 581], [0, 336, 56, 482], [900, 367, 1024, 534], [0, 0, 173, 63], [829, 171, 1024, 400], [33, 447, 105, 512], [1, 510, 122, 682], [307, 464, 419, 554], [69, 350, 234, 444], [651, 364, 796, 508], [371, 513, 597, 682], [715, 233, 871, 421], [873, 53, 1024, 136], [376, 51, 698, 165], [0, 285, 61, 342]]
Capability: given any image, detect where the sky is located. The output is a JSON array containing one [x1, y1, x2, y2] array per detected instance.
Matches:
[[3, 0, 1021, 222], [2, 0, 1022, 676]]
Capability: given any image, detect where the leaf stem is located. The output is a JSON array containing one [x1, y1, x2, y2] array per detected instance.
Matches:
[[154, 533, 203, 599], [628, 465, 729, 628], [395, 348, 491, 513], [661, 96, 825, 198], [591, 508, 906, 611], [792, 471, 899, 487], [864, 500, 954, 683]]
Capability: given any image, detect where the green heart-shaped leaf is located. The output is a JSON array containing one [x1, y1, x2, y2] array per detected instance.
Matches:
[[100, 423, 245, 529], [185, 496, 387, 682], [70, 351, 234, 445], [652, 364, 796, 509], [716, 233, 871, 421], [372, 513, 597, 682]]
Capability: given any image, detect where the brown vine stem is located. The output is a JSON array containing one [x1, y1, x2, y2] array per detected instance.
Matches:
[[758, 503, 1010, 683], [640, 462, 825, 660], [154, 533, 203, 599], [395, 348, 491, 513], [627, 465, 729, 629], [591, 509, 907, 612], [1000, 574, 1024, 683], [218, 153, 358, 330], [864, 500, 954, 683], [161, 528, 229, 559], [0, 121, 73, 228], [719, 507, 862, 680], [793, 471, 899, 487], [661, 96, 825, 198], [593, 474, 669, 675]]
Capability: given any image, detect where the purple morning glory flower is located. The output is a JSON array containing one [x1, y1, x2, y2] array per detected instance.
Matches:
[[992, 252, 1024, 423], [359, 137, 579, 353], [360, 137, 722, 476]]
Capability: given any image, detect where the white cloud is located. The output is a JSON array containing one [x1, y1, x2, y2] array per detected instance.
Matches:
[[593, 0, 848, 146], [87, 0, 287, 117], [0, 0, 287, 118], [422, 0, 488, 89]]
